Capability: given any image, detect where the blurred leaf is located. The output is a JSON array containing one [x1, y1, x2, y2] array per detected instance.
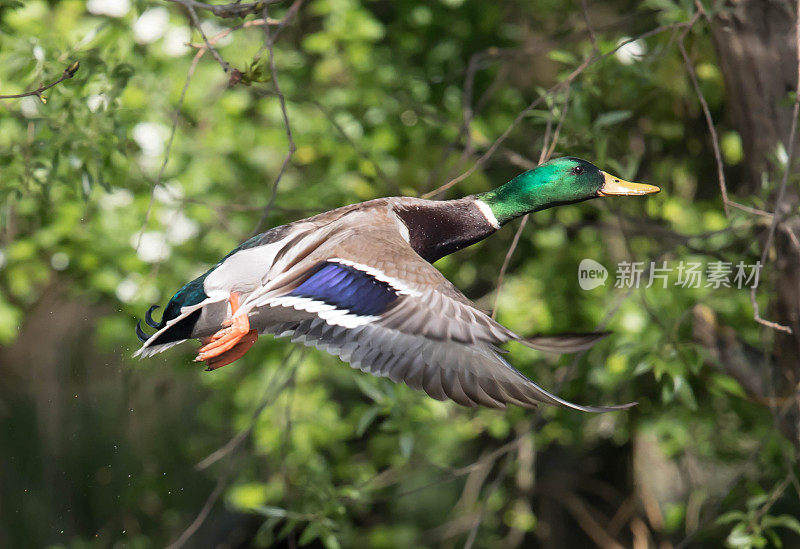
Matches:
[[593, 110, 632, 129], [356, 405, 380, 436], [255, 506, 289, 519], [763, 515, 800, 536], [399, 433, 414, 459], [354, 375, 384, 403]]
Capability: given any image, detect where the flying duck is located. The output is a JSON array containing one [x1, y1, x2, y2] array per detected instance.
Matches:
[[135, 157, 659, 411]]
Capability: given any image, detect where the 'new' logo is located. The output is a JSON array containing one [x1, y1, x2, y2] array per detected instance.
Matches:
[[578, 259, 608, 290]]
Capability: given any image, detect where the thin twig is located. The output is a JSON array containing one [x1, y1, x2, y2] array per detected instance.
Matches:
[[0, 62, 80, 100], [166, 467, 231, 549], [728, 200, 773, 218], [138, 1, 303, 249], [421, 20, 696, 199], [678, 6, 729, 216], [782, 223, 800, 254], [173, 351, 302, 549], [421, 51, 509, 194], [267, 0, 304, 43], [545, 86, 572, 161], [312, 100, 393, 186], [135, 50, 203, 252], [463, 455, 513, 549], [491, 86, 571, 318], [491, 215, 529, 320], [488, 113, 551, 320], [174, 0, 231, 73], [255, 4, 297, 233], [187, 18, 281, 49], [502, 149, 538, 171], [166, 0, 284, 19], [195, 350, 300, 471], [554, 490, 626, 549], [461, 54, 479, 157], [580, 0, 598, 50]]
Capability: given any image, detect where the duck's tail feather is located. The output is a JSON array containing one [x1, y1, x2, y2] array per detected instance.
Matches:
[[144, 305, 163, 329], [136, 319, 150, 342], [136, 304, 167, 343], [520, 331, 611, 353], [136, 340, 185, 358], [134, 298, 220, 358]]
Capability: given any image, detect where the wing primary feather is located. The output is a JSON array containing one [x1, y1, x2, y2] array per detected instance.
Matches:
[[519, 331, 612, 353], [497, 380, 540, 409], [385, 354, 408, 383], [378, 352, 404, 377], [422, 363, 448, 401], [440, 368, 476, 407], [504, 367, 637, 412], [460, 370, 506, 408], [478, 376, 508, 406], [402, 356, 427, 390]]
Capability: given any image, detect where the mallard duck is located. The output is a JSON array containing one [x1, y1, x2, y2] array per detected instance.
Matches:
[[135, 157, 658, 410]]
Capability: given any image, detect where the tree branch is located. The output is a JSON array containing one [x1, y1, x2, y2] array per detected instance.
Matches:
[[166, 468, 231, 549], [135, 49, 203, 255], [421, 19, 698, 199], [491, 86, 572, 319], [166, 0, 285, 19], [182, 0, 231, 73], [679, 5, 730, 216], [0, 62, 80, 101], [254, 3, 299, 233]]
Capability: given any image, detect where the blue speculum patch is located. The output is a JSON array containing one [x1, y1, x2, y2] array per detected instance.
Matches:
[[290, 262, 399, 317]]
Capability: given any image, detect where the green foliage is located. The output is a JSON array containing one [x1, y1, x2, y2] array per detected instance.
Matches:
[[718, 493, 800, 549], [1, 0, 798, 547]]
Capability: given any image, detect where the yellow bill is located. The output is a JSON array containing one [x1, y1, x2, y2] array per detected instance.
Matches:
[[598, 171, 660, 196]]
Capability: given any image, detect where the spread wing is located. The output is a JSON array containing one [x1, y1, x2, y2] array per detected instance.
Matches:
[[243, 227, 632, 411]]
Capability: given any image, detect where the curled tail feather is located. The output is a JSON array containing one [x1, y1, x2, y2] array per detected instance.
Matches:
[[136, 305, 166, 342]]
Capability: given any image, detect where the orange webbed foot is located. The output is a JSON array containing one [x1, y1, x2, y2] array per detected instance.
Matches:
[[204, 330, 258, 371], [195, 292, 257, 369]]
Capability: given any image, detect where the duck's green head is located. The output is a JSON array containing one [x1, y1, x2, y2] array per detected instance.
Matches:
[[477, 157, 659, 226]]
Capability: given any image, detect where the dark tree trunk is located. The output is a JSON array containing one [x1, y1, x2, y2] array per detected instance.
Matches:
[[710, 0, 800, 453], [711, 0, 798, 188]]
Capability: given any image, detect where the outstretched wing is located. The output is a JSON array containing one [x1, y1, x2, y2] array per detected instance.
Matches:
[[271, 317, 628, 411], [243, 229, 631, 411]]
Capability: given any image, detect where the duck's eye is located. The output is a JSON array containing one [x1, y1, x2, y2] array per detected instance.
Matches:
[[571, 166, 584, 176]]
